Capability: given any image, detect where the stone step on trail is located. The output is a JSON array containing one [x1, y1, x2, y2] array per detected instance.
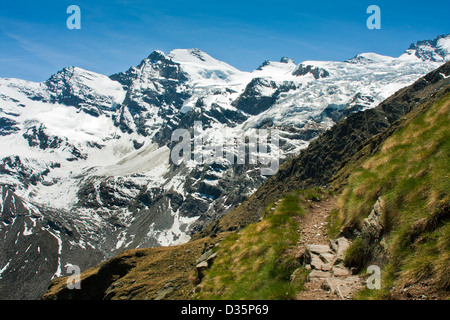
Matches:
[[298, 237, 365, 300]]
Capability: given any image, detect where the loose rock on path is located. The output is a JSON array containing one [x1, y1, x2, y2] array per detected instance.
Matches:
[[294, 196, 365, 300]]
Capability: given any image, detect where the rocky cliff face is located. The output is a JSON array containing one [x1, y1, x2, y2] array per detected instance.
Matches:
[[0, 186, 103, 300], [0, 35, 449, 299]]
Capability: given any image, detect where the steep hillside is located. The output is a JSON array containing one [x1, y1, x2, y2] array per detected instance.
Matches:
[[195, 191, 307, 300], [42, 62, 449, 300], [196, 63, 450, 300], [332, 90, 449, 299], [195, 189, 336, 300]]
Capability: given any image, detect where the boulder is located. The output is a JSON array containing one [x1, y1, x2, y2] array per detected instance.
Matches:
[[308, 244, 333, 255], [307, 270, 332, 281], [330, 237, 350, 262], [153, 286, 174, 300], [320, 276, 363, 300], [362, 198, 384, 240], [310, 254, 325, 270], [196, 249, 213, 265], [332, 265, 350, 277], [320, 252, 336, 264]]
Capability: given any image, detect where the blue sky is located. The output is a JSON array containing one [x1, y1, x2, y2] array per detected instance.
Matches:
[[0, 0, 449, 82]]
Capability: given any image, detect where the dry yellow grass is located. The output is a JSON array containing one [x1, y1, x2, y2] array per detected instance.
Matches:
[[43, 234, 229, 300]]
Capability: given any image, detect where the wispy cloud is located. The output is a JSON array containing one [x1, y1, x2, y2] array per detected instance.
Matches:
[[2, 30, 70, 65]]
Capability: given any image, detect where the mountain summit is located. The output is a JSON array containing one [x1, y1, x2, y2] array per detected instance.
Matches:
[[401, 34, 450, 62]]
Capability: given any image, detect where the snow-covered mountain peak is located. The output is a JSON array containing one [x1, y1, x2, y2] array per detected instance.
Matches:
[[254, 58, 297, 79], [168, 48, 211, 63], [345, 52, 396, 64], [168, 48, 229, 67], [400, 34, 450, 62], [48, 65, 121, 90], [168, 48, 246, 83], [147, 50, 168, 62], [44, 66, 126, 113], [280, 57, 295, 64]]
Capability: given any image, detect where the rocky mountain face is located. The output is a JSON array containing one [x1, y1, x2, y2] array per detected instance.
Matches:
[[403, 34, 450, 62], [1, 35, 449, 299]]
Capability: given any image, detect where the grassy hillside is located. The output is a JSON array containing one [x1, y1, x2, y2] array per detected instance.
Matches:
[[196, 189, 329, 300], [333, 92, 450, 299]]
